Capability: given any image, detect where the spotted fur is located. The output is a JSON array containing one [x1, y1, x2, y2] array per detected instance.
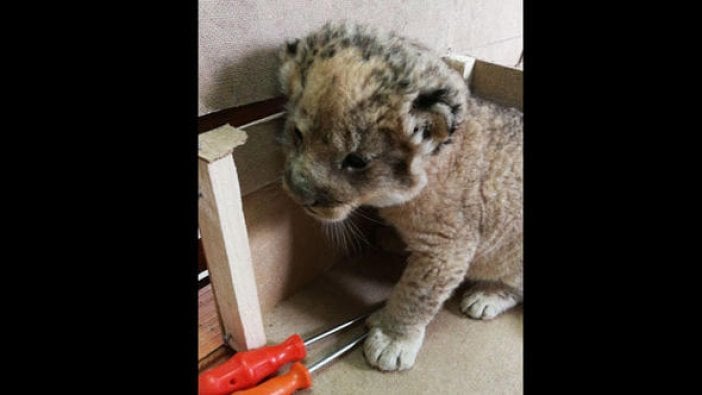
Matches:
[[278, 22, 522, 372]]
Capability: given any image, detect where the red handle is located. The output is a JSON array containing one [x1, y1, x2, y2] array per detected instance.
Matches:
[[231, 362, 312, 395], [198, 334, 307, 395]]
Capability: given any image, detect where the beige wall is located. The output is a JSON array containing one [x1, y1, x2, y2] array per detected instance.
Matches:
[[199, 0, 523, 116]]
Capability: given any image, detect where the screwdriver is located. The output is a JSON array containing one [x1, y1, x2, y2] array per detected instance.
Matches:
[[232, 331, 369, 395], [198, 312, 371, 395]]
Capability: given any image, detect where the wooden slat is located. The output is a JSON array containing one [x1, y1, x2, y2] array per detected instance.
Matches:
[[470, 60, 523, 111], [199, 284, 224, 360], [444, 55, 522, 111], [198, 97, 286, 134], [199, 124, 248, 162], [199, 345, 234, 372], [198, 144, 267, 351], [199, 155, 267, 351]]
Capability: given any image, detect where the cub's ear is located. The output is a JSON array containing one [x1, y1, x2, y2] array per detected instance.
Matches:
[[408, 84, 467, 154], [278, 38, 305, 102]]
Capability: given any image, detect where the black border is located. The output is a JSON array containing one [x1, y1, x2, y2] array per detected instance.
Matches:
[[30, 1, 681, 392], [42, 2, 201, 391]]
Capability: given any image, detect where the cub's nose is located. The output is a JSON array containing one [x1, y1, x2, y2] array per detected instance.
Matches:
[[284, 166, 317, 206]]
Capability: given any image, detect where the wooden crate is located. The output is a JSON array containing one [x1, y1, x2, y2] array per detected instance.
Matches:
[[197, 55, 522, 366]]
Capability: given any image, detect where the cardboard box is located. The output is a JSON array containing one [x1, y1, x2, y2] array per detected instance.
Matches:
[[198, 56, 523, 393]]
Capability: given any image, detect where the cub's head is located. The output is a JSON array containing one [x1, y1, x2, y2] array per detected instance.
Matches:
[[278, 23, 467, 222]]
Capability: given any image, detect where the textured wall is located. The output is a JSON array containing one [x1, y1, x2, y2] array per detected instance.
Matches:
[[199, 0, 522, 116]]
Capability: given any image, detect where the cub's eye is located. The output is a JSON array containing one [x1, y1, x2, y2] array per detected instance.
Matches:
[[342, 153, 368, 170], [293, 127, 303, 144]]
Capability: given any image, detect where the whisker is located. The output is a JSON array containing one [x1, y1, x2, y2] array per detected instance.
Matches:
[[345, 217, 364, 250], [352, 208, 385, 225], [342, 219, 360, 254], [345, 221, 355, 254], [332, 222, 344, 254], [317, 211, 375, 256], [350, 218, 370, 269], [348, 217, 370, 247], [331, 223, 340, 251], [322, 222, 330, 244], [337, 222, 350, 255], [323, 222, 336, 249]]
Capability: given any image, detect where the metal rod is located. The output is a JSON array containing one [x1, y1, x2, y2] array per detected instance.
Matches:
[[307, 331, 369, 374], [303, 312, 370, 347]]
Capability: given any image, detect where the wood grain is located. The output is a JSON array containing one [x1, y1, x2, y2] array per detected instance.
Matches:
[[199, 284, 224, 360], [198, 154, 267, 351], [199, 345, 234, 372], [198, 97, 286, 134], [470, 60, 523, 111]]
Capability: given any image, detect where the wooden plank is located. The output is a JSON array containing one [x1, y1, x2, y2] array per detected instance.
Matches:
[[199, 116, 286, 200], [199, 345, 234, 373], [444, 55, 522, 111], [198, 97, 286, 134], [198, 152, 267, 351], [470, 60, 523, 111], [199, 124, 248, 163], [199, 284, 225, 360], [442, 54, 477, 81]]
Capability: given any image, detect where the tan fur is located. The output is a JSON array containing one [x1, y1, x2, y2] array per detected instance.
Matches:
[[278, 23, 522, 371]]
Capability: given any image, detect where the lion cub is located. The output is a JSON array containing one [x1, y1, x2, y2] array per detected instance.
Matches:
[[278, 23, 522, 371]]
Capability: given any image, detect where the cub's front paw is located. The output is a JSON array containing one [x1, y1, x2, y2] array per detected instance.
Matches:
[[363, 313, 425, 371]]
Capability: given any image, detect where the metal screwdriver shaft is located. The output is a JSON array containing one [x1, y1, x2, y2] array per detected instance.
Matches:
[[307, 331, 369, 374], [303, 312, 370, 347]]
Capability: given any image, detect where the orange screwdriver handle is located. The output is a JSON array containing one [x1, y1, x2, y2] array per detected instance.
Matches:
[[198, 334, 307, 395], [232, 362, 312, 395]]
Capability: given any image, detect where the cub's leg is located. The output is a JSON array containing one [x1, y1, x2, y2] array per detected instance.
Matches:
[[460, 281, 522, 320], [364, 249, 472, 371]]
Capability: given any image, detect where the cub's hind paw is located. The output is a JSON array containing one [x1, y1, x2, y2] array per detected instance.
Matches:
[[460, 289, 517, 320]]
